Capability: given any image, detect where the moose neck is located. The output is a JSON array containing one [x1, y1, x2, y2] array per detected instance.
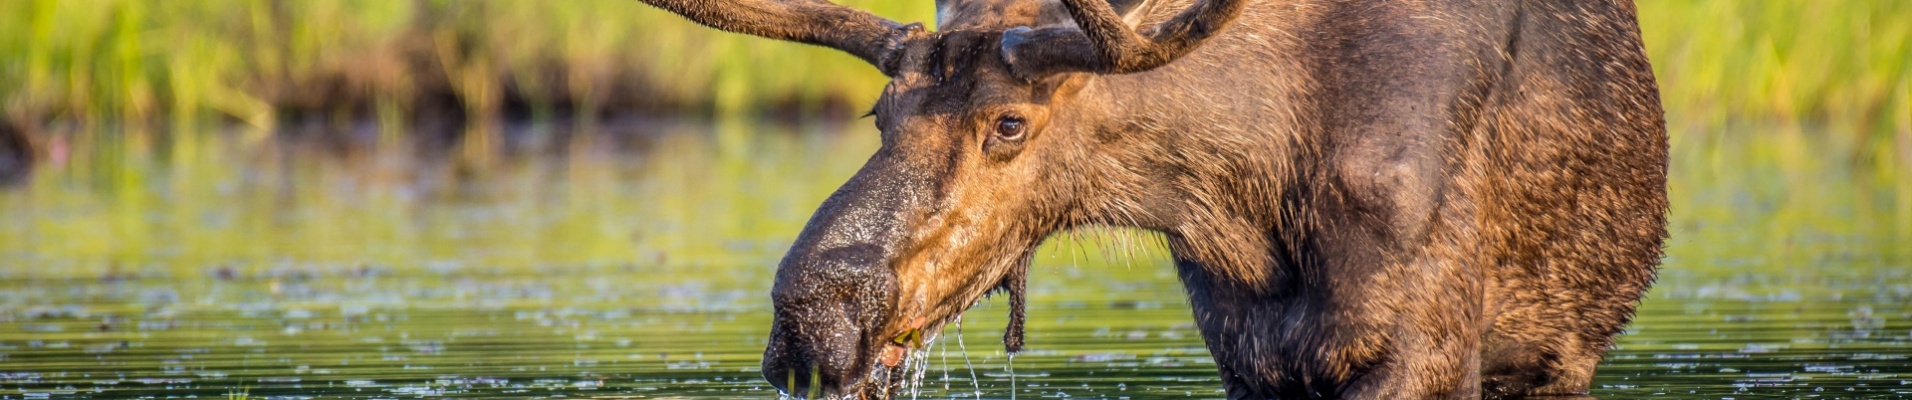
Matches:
[[1055, 25, 1321, 290], [1055, 61, 1388, 398]]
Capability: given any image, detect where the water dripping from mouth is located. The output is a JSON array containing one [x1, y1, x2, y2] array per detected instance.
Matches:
[[904, 344, 919, 400], [1006, 352, 1017, 400], [905, 333, 933, 400], [939, 332, 952, 395], [956, 316, 983, 399]]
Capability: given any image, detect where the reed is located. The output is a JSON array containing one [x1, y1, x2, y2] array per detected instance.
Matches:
[[0, 0, 1905, 135], [1637, 0, 1911, 134]]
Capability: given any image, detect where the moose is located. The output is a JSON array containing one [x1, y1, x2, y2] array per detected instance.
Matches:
[[635, 0, 1667, 398]]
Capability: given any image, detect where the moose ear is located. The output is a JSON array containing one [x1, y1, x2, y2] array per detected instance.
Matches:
[[1000, 26, 1097, 80], [1000, 0, 1249, 78], [996, 0, 1157, 80], [942, 0, 1154, 29]]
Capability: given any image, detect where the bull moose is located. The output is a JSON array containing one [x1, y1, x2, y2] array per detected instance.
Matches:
[[635, 0, 1668, 398]]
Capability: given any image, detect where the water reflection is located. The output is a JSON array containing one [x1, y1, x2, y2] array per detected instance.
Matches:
[[0, 121, 1906, 398]]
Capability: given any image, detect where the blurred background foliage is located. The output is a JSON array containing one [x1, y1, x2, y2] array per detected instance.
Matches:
[[0, 0, 1906, 133]]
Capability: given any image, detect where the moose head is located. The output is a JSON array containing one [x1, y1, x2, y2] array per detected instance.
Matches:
[[635, 0, 1255, 397]]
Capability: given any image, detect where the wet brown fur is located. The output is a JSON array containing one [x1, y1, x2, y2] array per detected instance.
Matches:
[[634, 0, 1667, 398]]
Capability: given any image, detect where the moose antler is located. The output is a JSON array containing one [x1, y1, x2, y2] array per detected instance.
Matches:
[[636, 0, 924, 75], [1002, 0, 1252, 78]]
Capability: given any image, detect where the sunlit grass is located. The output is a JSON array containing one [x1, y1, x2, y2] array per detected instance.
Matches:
[[0, 0, 1906, 136], [1638, 0, 1912, 134], [0, 0, 933, 129]]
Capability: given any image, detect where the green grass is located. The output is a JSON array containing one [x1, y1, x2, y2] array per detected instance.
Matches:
[[0, 0, 1906, 134], [1638, 0, 1912, 133], [0, 0, 933, 128]]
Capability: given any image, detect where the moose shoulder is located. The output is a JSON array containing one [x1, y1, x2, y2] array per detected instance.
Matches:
[[633, 0, 1668, 398]]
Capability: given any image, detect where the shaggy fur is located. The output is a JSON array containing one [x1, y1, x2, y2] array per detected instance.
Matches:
[[634, 0, 1667, 398]]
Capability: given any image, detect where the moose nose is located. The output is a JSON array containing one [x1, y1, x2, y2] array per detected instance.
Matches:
[[761, 242, 900, 398], [761, 310, 864, 398], [761, 152, 923, 397]]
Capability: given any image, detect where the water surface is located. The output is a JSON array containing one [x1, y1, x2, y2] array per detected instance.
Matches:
[[0, 121, 1907, 398]]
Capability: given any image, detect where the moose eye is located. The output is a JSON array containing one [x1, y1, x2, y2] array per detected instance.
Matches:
[[995, 116, 1027, 140]]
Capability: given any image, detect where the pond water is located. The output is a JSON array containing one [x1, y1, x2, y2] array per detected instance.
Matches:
[[0, 120, 1907, 399]]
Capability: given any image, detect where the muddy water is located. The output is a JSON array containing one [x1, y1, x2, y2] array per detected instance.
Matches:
[[0, 121, 1906, 399]]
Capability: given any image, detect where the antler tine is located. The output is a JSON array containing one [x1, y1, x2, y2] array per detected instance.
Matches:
[[1042, 0, 1253, 74], [637, 0, 925, 75]]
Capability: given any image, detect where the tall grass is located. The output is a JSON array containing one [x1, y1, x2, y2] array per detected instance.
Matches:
[[0, 0, 933, 130], [1637, 0, 1912, 133], [0, 0, 1905, 134]]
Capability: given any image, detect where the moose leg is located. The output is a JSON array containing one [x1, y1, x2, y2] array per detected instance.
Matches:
[[1173, 252, 1480, 399], [1334, 277, 1482, 400], [1167, 138, 1483, 398]]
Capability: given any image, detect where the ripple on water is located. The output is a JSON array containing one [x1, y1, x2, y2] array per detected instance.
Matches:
[[0, 124, 1907, 398]]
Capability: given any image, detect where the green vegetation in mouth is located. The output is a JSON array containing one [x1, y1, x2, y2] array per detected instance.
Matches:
[[893, 328, 923, 348], [809, 366, 822, 399]]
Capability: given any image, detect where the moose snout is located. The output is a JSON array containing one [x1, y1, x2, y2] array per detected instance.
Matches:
[[761, 312, 863, 398], [762, 244, 901, 398]]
